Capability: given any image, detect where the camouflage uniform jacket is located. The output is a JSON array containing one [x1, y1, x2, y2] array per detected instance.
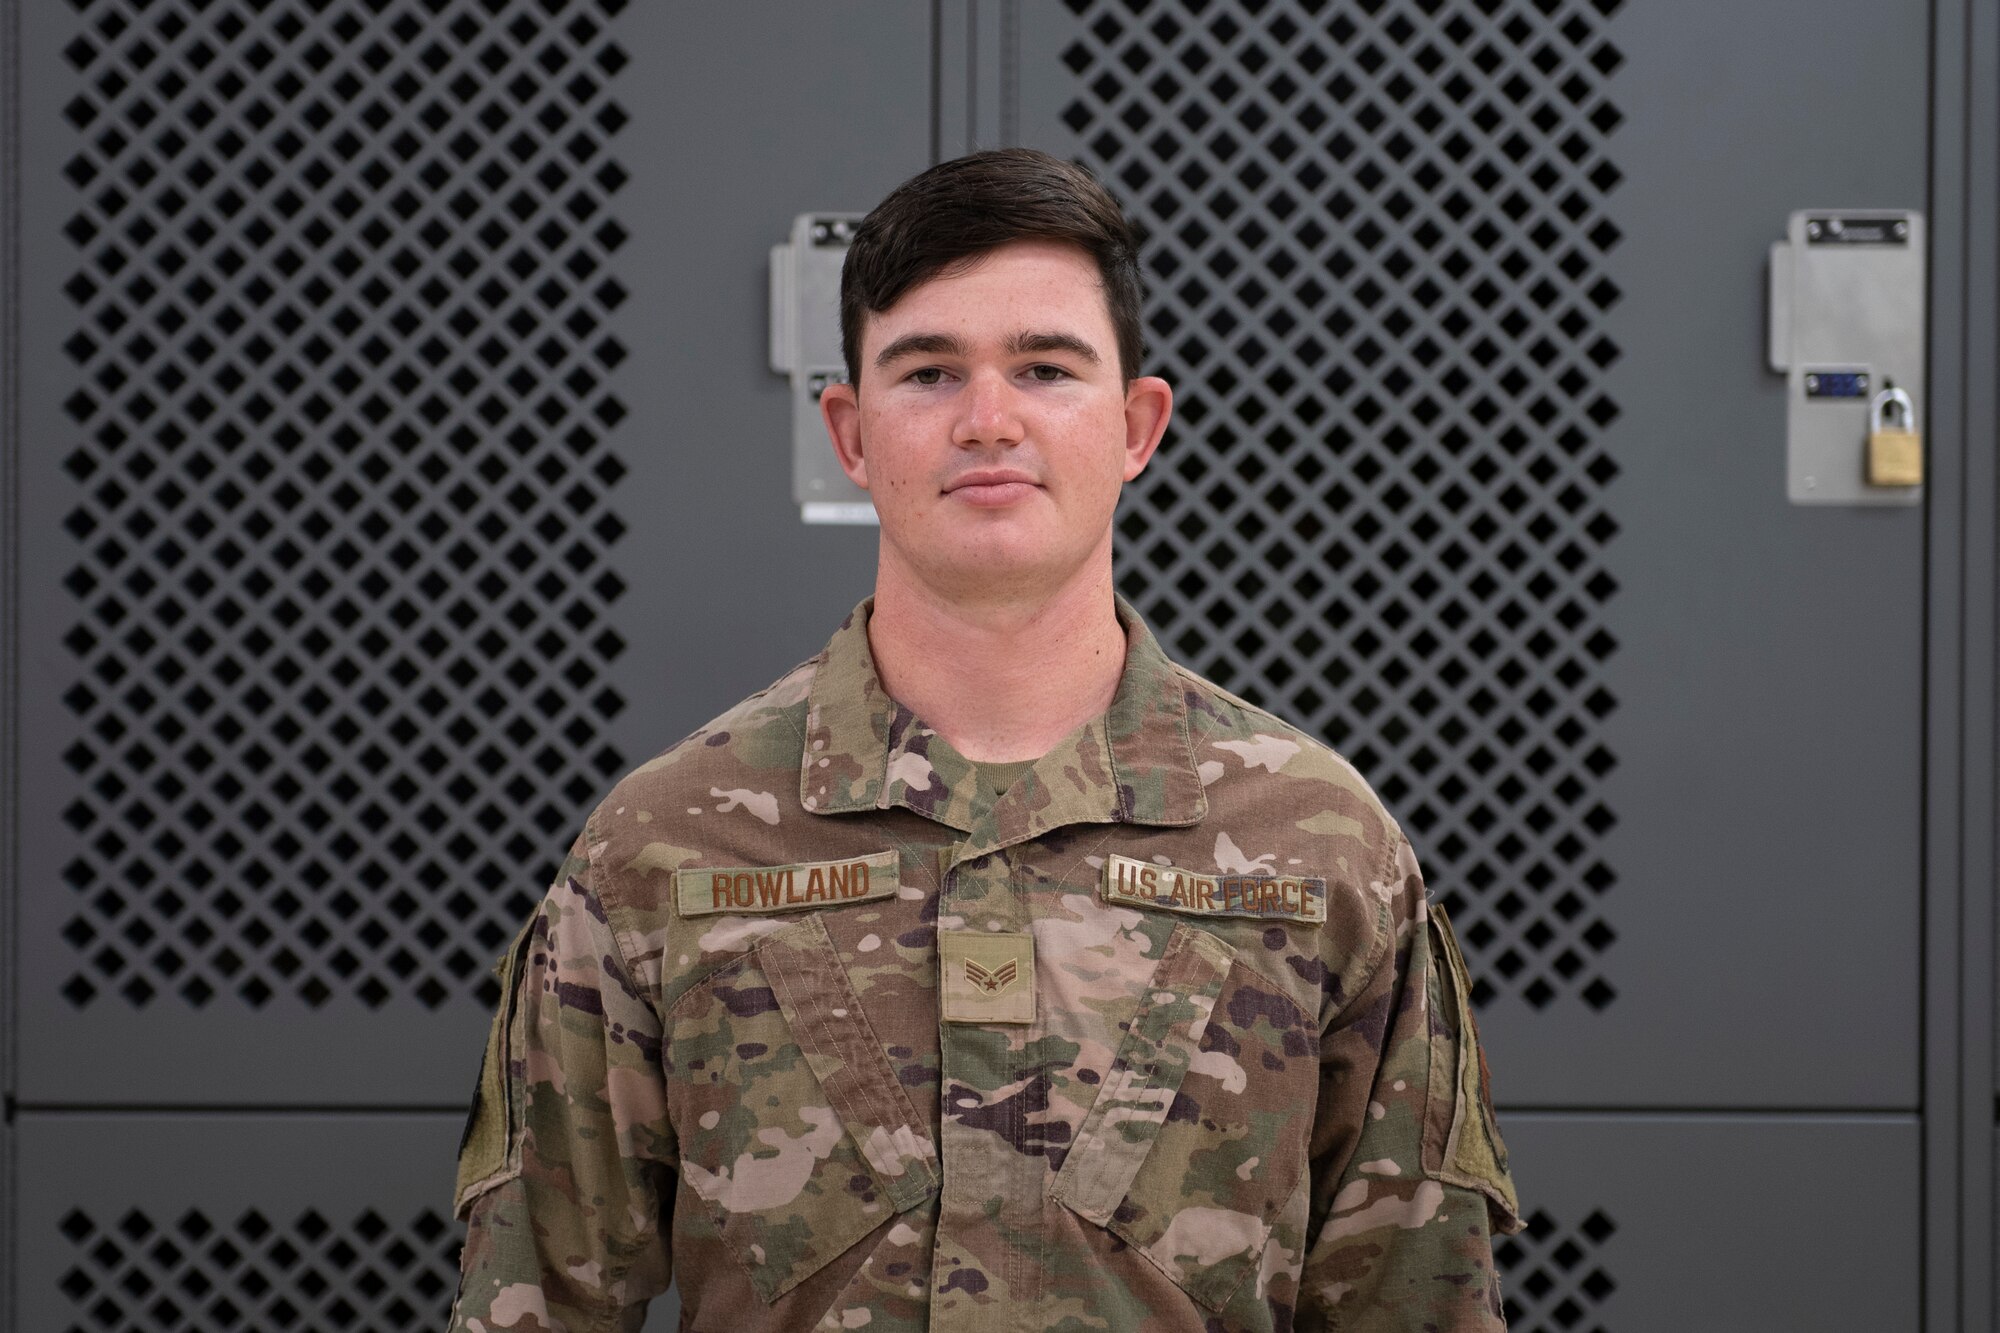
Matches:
[[448, 593, 1523, 1333]]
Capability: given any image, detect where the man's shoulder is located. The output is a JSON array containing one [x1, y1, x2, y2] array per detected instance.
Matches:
[[1168, 657, 1406, 875], [585, 651, 823, 841]]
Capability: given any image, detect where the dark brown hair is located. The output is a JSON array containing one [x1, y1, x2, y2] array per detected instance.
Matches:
[[839, 148, 1145, 388]]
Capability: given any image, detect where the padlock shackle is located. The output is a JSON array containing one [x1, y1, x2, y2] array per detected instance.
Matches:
[[1871, 386, 1915, 432]]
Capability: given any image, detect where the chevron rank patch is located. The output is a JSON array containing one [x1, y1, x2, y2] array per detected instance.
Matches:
[[965, 955, 1017, 993], [1101, 852, 1328, 924], [939, 929, 1034, 1024]]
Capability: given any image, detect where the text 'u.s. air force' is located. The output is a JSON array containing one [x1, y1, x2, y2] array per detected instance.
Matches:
[[1100, 852, 1327, 923]]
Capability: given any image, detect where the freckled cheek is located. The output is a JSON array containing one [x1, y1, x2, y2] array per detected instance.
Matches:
[[863, 433, 920, 495]]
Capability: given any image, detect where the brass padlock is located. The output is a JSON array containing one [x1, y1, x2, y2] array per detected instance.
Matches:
[[1867, 387, 1923, 487]]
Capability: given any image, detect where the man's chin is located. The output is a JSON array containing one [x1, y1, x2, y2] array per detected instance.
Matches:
[[915, 551, 1069, 601]]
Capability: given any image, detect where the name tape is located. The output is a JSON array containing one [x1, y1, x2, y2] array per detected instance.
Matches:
[[676, 849, 899, 917], [1100, 852, 1327, 923]]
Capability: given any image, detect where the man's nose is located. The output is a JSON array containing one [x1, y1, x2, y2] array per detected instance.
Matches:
[[952, 370, 1025, 447]]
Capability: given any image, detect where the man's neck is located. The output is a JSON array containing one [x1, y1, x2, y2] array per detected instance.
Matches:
[[865, 560, 1128, 764]]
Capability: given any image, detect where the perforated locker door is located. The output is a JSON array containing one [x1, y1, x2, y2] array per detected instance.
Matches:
[[1013, 0, 1926, 1107], [9, 1114, 682, 1332], [9, 1, 921, 1106], [1492, 1114, 1918, 1329]]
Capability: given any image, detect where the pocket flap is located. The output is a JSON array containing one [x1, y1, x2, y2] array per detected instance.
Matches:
[[1050, 922, 1236, 1225], [759, 914, 940, 1213], [452, 914, 536, 1219], [1421, 902, 1524, 1234]]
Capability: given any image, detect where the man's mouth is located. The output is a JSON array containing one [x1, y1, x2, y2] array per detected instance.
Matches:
[[944, 469, 1041, 506]]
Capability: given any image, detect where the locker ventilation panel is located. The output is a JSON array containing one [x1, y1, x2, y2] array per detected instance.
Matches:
[[1497, 1208, 1618, 1329], [55, 1206, 459, 1332], [1060, 0, 1626, 1009], [51, 0, 633, 1011]]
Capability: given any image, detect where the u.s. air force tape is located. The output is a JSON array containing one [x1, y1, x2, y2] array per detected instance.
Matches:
[[676, 849, 899, 917], [1100, 852, 1327, 923]]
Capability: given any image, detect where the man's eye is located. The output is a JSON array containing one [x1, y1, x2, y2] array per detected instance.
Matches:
[[1028, 364, 1069, 382], [911, 367, 945, 386]]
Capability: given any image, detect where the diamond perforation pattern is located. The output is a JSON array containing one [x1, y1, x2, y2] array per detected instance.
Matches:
[[55, 1205, 461, 1332], [54, 0, 633, 1010], [1496, 1207, 1619, 1329], [1064, 0, 1624, 1009]]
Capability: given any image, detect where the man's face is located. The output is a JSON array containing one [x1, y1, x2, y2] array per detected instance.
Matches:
[[820, 239, 1172, 603]]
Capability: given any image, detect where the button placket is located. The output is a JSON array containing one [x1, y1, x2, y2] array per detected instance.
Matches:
[[930, 845, 1040, 1331]]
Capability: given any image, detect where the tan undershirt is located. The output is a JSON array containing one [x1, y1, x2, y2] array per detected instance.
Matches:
[[971, 757, 1039, 800]]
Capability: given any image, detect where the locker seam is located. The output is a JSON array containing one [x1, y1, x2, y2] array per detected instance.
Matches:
[[2, 0, 20, 1323]]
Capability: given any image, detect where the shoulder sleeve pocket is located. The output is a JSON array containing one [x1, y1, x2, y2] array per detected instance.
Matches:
[[453, 913, 537, 1219], [1420, 901, 1525, 1235]]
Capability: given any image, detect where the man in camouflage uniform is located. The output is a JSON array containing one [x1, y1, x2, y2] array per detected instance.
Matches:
[[447, 148, 1521, 1333]]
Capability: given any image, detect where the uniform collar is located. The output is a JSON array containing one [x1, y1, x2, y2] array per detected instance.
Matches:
[[800, 592, 1209, 853]]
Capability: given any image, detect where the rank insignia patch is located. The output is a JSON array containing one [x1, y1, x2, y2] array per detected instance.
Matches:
[[940, 930, 1034, 1024]]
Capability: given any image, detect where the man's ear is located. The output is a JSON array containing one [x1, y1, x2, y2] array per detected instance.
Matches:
[[819, 380, 869, 489], [1120, 375, 1173, 481]]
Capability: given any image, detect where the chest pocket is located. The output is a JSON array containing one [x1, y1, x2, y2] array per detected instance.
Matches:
[[1049, 921, 1317, 1310], [666, 913, 940, 1302]]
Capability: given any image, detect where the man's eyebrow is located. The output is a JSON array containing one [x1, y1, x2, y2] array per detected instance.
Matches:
[[873, 332, 969, 369], [1008, 330, 1101, 364]]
